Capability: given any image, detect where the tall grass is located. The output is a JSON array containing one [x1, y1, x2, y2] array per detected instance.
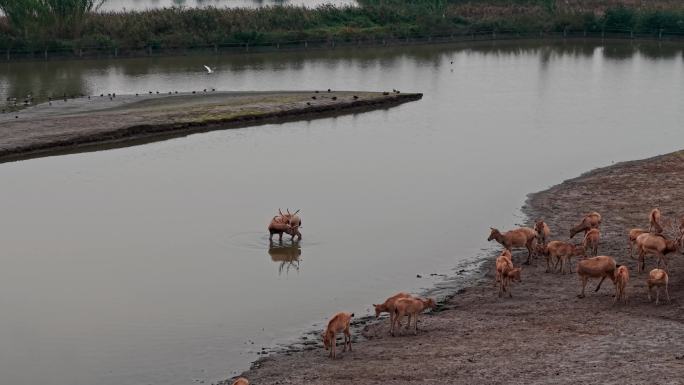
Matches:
[[0, 0, 102, 39], [0, 0, 683, 52]]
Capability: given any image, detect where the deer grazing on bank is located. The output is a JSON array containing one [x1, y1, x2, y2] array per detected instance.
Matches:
[[628, 228, 648, 258], [391, 297, 436, 336], [493, 249, 512, 285], [231, 378, 249, 385], [569, 211, 601, 238], [576, 255, 617, 299], [495, 252, 521, 298], [583, 228, 600, 257], [614, 265, 629, 305], [649, 208, 663, 233], [373, 292, 413, 331], [647, 268, 670, 305], [322, 312, 353, 359], [635, 232, 680, 273], [535, 219, 551, 246], [541, 240, 585, 274], [487, 227, 537, 265]]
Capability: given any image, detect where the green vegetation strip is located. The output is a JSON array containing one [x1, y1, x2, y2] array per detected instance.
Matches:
[[0, 1, 683, 56]]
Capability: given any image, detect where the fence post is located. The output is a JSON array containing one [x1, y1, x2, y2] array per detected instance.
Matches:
[[630, 30, 634, 39], [332, 39, 335, 48], [245, 42, 249, 52], [492, 30, 496, 39], [659, 29, 663, 40], [79, 48, 83, 57], [214, 44, 218, 53], [114, 47, 118, 57], [6, 48, 9, 61], [148, 46, 152, 56], [601, 30, 605, 40], [563, 27, 567, 38], [44, 49, 48, 61]]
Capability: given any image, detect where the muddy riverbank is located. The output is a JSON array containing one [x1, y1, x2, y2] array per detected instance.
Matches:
[[238, 151, 684, 385], [0, 91, 421, 163]]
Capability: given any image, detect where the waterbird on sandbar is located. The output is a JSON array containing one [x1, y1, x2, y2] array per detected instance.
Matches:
[[204, 65, 214, 74]]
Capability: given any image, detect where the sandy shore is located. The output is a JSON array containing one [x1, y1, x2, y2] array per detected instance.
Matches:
[[237, 151, 684, 385], [0, 91, 421, 163]]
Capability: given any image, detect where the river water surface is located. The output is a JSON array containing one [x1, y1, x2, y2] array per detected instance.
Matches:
[[0, 41, 683, 385]]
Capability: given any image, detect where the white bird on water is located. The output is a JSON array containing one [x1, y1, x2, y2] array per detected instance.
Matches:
[[203, 65, 213, 74]]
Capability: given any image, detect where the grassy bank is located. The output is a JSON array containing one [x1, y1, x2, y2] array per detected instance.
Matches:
[[1, 0, 683, 55]]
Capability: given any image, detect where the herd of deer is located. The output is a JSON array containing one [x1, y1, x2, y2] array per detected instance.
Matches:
[[487, 208, 676, 302], [229, 208, 678, 384]]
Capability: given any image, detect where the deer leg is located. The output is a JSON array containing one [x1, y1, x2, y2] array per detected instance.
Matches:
[[665, 284, 671, 304], [656, 288, 660, 305], [578, 276, 587, 298], [595, 276, 607, 292], [647, 285, 653, 302], [525, 244, 532, 265], [414, 314, 419, 335], [405, 314, 412, 330]]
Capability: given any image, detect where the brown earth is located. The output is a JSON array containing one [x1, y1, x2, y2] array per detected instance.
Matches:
[[0, 91, 421, 163], [237, 151, 684, 385]]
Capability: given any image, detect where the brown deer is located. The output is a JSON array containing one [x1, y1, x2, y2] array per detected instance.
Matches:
[[647, 268, 670, 305], [496, 253, 521, 298], [614, 265, 629, 305], [627, 228, 648, 258], [649, 208, 662, 233], [493, 249, 513, 286], [231, 378, 249, 385], [391, 297, 436, 336], [583, 228, 600, 257], [487, 227, 537, 265], [569, 211, 602, 238], [495, 251, 514, 295], [268, 216, 294, 242], [576, 255, 617, 298], [635, 233, 680, 273], [543, 240, 585, 274], [503, 267, 522, 298], [373, 292, 413, 330], [322, 312, 353, 359], [280, 208, 302, 229], [535, 219, 551, 246]]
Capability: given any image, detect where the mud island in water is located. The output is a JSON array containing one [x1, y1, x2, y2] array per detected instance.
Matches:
[[240, 151, 684, 385], [0, 91, 421, 163]]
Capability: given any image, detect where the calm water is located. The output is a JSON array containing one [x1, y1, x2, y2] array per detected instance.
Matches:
[[98, 0, 355, 12], [0, 41, 683, 385]]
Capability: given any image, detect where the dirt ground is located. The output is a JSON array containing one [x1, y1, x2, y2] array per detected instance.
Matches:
[[0, 91, 420, 163], [237, 151, 684, 385]]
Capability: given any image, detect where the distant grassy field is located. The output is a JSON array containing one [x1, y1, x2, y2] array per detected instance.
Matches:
[[1, 0, 683, 55]]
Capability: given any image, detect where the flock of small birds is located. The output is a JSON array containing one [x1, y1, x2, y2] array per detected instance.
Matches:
[[4, 87, 402, 119]]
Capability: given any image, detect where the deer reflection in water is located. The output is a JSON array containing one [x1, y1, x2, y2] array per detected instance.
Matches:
[[268, 241, 302, 275]]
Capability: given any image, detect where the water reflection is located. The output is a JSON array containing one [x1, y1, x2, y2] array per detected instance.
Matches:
[[268, 241, 301, 275], [0, 41, 681, 103], [98, 0, 356, 12]]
